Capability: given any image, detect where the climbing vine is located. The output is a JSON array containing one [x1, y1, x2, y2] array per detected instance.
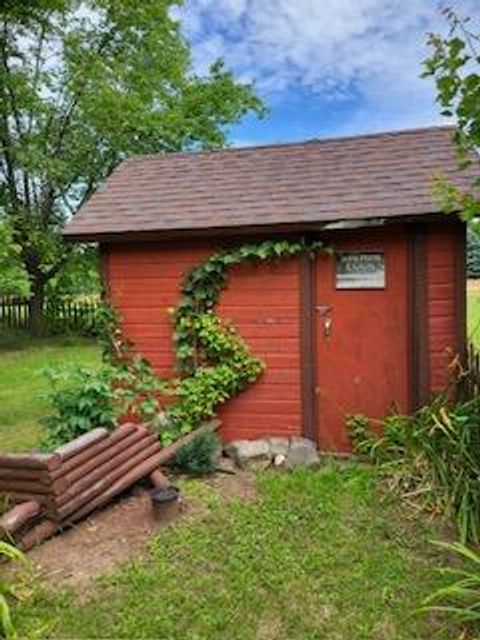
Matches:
[[159, 238, 329, 444], [80, 239, 329, 447]]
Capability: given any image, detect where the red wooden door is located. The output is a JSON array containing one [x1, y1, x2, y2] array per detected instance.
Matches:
[[314, 228, 410, 452]]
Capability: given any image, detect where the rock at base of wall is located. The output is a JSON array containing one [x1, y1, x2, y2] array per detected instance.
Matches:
[[266, 437, 290, 457], [224, 439, 271, 469], [285, 437, 320, 469], [224, 436, 319, 470]]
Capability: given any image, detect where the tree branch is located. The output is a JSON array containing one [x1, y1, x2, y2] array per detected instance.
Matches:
[[0, 21, 31, 210], [0, 63, 18, 207]]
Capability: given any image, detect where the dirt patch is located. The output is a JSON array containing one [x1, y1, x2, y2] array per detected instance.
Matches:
[[26, 466, 255, 594], [203, 463, 257, 502]]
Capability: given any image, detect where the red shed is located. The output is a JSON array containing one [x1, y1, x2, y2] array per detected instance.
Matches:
[[65, 126, 473, 452]]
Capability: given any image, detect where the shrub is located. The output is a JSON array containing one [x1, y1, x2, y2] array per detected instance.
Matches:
[[41, 365, 119, 450], [348, 395, 480, 543], [173, 430, 221, 476], [42, 357, 167, 450]]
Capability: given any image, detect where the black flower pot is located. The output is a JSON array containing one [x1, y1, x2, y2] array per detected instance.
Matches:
[[149, 485, 180, 521]]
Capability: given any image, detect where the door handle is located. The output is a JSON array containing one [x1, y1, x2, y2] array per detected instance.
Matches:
[[324, 318, 332, 339]]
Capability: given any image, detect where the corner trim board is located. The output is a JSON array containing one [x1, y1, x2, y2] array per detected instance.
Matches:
[[300, 250, 318, 443], [409, 224, 429, 410]]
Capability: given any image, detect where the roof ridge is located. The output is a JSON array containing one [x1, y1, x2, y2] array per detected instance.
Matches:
[[125, 125, 456, 164]]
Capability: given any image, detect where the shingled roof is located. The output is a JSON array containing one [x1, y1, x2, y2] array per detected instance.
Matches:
[[64, 126, 474, 240]]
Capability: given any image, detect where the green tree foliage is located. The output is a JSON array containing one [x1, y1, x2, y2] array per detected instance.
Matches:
[[0, 221, 29, 296], [423, 8, 480, 224], [0, 0, 264, 333], [46, 245, 101, 300]]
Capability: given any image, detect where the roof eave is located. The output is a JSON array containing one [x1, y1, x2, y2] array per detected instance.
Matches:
[[62, 212, 451, 244]]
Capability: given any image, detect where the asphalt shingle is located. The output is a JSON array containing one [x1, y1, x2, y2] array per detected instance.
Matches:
[[64, 126, 476, 240]]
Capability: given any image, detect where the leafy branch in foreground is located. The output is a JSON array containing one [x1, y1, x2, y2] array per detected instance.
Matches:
[[0, 541, 28, 640], [423, 8, 480, 223]]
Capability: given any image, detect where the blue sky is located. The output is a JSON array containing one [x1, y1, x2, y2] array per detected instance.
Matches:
[[177, 0, 480, 146]]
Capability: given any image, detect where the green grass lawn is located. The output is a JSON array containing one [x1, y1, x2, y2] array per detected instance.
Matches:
[[0, 330, 100, 452], [15, 465, 463, 639]]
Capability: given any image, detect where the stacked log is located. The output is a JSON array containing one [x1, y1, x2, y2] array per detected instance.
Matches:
[[0, 420, 220, 550], [0, 451, 61, 508], [0, 501, 42, 541]]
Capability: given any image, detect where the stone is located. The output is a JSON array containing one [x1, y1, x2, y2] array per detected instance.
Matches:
[[211, 446, 223, 469], [273, 453, 286, 467], [216, 456, 237, 474], [285, 437, 320, 469], [266, 436, 290, 457], [224, 439, 271, 469]]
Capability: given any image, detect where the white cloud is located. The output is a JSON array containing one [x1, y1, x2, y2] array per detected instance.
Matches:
[[178, 0, 480, 135]]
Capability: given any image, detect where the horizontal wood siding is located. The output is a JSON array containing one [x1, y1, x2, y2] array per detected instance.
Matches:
[[426, 220, 465, 392], [108, 242, 212, 376], [217, 259, 303, 441], [106, 241, 303, 442]]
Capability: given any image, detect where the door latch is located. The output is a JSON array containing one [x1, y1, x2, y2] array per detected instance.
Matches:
[[324, 317, 332, 339], [315, 304, 332, 317]]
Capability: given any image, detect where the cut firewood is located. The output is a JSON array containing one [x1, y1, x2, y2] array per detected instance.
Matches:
[[67, 450, 170, 524], [67, 422, 221, 524], [0, 477, 67, 496], [2, 491, 56, 509], [0, 420, 222, 549], [0, 468, 52, 484]]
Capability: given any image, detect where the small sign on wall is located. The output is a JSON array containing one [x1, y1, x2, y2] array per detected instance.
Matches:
[[335, 252, 385, 289]]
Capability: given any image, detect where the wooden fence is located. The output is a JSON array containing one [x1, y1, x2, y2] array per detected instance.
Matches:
[[0, 296, 99, 333]]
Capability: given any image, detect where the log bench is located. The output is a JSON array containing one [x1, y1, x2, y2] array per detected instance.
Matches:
[[0, 420, 219, 550]]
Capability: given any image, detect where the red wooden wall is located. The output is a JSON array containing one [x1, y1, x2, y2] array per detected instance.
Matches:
[[105, 241, 303, 442], [426, 220, 465, 392]]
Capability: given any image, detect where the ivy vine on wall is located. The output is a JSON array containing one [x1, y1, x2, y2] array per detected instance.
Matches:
[[83, 238, 330, 447], [159, 238, 329, 444]]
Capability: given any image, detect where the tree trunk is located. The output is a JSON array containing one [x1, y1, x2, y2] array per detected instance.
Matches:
[[28, 278, 46, 336]]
